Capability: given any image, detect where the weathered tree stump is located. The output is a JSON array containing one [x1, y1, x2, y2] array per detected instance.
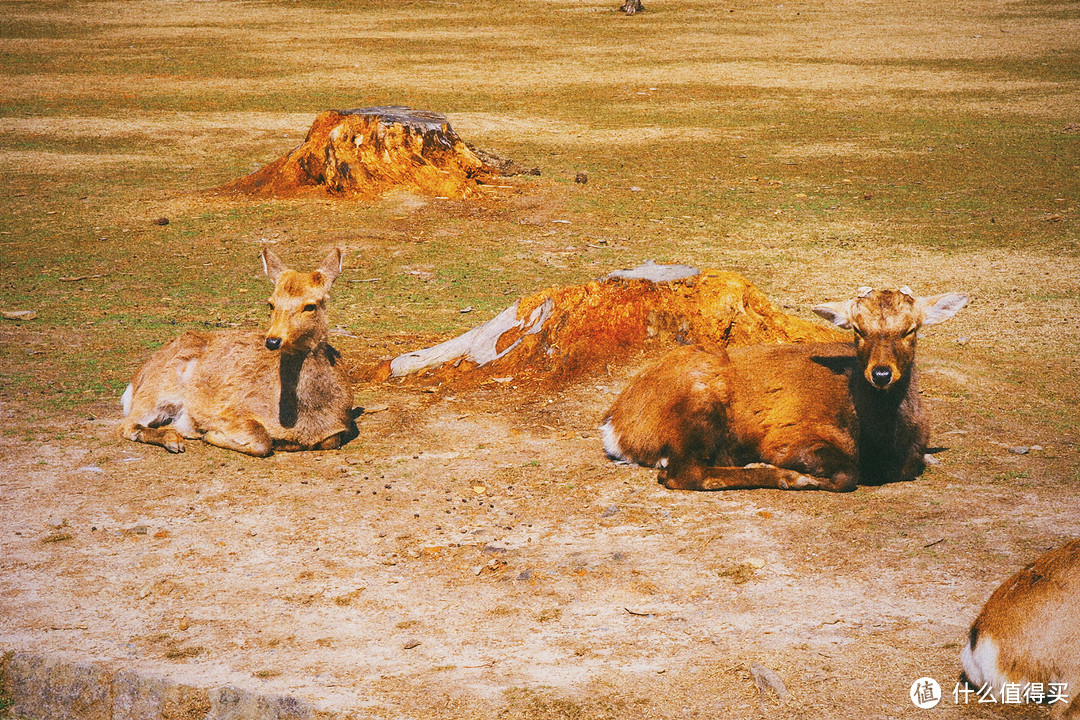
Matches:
[[210, 107, 505, 200], [369, 262, 845, 390]]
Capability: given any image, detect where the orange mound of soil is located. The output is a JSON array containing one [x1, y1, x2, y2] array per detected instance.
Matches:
[[209, 107, 498, 200], [369, 265, 845, 390]]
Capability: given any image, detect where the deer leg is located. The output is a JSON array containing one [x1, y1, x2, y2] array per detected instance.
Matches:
[[313, 418, 359, 451], [202, 418, 273, 458], [660, 460, 855, 492], [121, 419, 186, 453], [314, 433, 345, 451]]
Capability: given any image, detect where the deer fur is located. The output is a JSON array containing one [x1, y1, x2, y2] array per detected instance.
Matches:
[[120, 248, 357, 457], [600, 287, 967, 491], [961, 539, 1080, 718]]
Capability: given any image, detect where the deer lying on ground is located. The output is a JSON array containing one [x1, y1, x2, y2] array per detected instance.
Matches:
[[120, 248, 357, 457], [601, 287, 967, 491], [962, 539, 1080, 718]]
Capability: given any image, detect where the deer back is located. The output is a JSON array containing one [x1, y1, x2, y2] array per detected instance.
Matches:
[[963, 539, 1080, 703]]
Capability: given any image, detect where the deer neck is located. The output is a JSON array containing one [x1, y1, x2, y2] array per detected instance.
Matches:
[[277, 349, 313, 429], [850, 366, 917, 431]]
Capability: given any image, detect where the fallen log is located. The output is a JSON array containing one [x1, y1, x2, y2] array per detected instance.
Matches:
[[369, 262, 844, 389]]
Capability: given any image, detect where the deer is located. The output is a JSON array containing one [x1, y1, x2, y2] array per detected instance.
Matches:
[[961, 539, 1080, 718], [120, 247, 357, 457], [600, 286, 968, 491]]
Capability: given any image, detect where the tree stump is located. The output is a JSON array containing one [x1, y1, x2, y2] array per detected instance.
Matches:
[[369, 263, 845, 390], [210, 107, 504, 200]]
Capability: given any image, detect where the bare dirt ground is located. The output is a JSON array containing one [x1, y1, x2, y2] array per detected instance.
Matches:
[[1, 0, 1079, 718], [4, 319, 1080, 720]]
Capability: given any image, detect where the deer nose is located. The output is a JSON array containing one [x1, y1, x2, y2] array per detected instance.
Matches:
[[871, 366, 893, 388], [265, 337, 282, 351]]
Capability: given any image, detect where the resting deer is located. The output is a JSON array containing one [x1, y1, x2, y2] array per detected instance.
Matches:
[[601, 287, 967, 491], [120, 248, 357, 457], [962, 539, 1080, 718]]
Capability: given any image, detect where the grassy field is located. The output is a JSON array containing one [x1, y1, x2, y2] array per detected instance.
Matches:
[[1, 0, 1078, 718]]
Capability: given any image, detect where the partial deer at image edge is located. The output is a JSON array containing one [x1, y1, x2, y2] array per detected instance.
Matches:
[[962, 538, 1080, 719]]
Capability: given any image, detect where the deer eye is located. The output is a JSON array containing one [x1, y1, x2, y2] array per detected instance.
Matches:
[[904, 327, 917, 337], [267, 302, 275, 311], [303, 304, 317, 313]]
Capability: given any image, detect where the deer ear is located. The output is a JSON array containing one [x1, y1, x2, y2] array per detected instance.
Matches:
[[316, 248, 343, 289], [261, 248, 288, 283], [813, 298, 857, 329], [919, 292, 968, 325]]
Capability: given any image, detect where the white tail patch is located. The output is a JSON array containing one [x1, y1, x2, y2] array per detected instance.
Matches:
[[961, 634, 1005, 690], [600, 417, 627, 462], [121, 384, 133, 417]]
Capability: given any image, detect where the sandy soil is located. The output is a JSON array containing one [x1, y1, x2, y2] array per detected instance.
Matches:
[[3, 323, 1079, 719]]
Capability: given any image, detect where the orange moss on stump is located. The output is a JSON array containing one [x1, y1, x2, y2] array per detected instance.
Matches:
[[210, 107, 498, 200], [371, 266, 845, 390]]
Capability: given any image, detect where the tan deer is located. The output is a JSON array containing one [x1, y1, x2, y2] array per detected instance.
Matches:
[[601, 287, 967, 491], [962, 539, 1080, 718], [120, 248, 357, 457]]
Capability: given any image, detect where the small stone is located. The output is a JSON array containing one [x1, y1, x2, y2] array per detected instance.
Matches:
[[750, 662, 789, 699]]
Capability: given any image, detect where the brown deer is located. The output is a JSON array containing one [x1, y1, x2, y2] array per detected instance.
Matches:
[[962, 539, 1080, 717], [120, 248, 357, 457], [601, 287, 967, 491]]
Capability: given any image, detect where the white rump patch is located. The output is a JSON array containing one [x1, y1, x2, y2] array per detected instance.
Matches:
[[961, 634, 1006, 690], [600, 418, 627, 462], [121, 384, 133, 417]]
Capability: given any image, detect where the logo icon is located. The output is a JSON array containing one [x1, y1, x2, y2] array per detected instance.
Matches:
[[911, 677, 942, 709]]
